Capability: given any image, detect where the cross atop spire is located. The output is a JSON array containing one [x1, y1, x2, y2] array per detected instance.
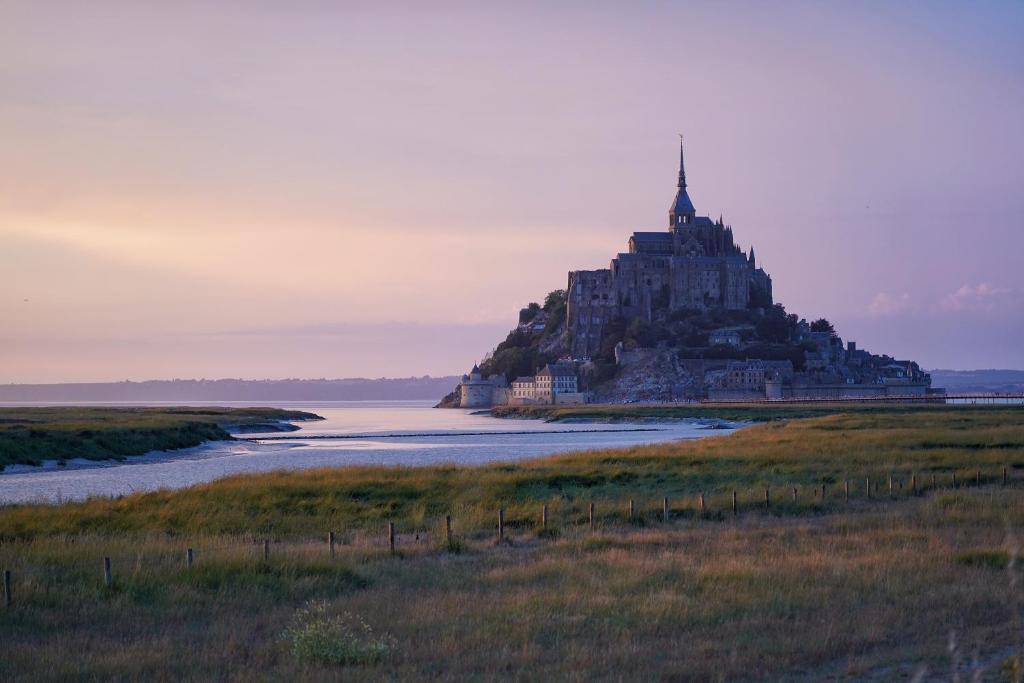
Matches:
[[677, 134, 687, 189]]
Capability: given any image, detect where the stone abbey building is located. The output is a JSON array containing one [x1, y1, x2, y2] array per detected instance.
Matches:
[[568, 142, 773, 358]]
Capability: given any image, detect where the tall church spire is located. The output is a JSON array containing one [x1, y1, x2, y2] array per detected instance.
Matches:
[[677, 134, 687, 189]]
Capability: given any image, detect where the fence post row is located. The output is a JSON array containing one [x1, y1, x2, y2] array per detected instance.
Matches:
[[35, 466, 1013, 594], [3, 569, 10, 608]]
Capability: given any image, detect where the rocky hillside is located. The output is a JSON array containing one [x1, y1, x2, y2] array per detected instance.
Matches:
[[476, 290, 571, 382]]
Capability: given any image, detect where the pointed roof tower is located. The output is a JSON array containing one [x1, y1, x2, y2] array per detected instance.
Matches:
[[669, 135, 696, 229]]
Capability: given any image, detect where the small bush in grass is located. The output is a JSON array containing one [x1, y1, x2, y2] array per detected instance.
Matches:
[[282, 601, 392, 666], [445, 536, 466, 553], [955, 549, 1011, 570], [536, 526, 560, 540], [1002, 655, 1022, 681]]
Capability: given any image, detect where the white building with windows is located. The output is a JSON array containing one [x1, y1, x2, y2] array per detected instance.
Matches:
[[508, 364, 585, 405], [511, 376, 538, 401], [535, 364, 581, 404]]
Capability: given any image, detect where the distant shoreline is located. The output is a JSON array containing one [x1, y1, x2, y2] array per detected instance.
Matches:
[[0, 407, 322, 471]]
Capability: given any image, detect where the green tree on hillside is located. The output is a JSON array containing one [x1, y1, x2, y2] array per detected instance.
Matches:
[[810, 318, 836, 335]]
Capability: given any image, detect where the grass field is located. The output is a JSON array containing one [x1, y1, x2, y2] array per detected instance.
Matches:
[[491, 401, 991, 423], [0, 407, 320, 470], [2, 405, 1024, 680]]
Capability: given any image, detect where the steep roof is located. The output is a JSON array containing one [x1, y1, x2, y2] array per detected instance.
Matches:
[[671, 187, 696, 216], [670, 138, 696, 216], [537, 363, 576, 378], [630, 231, 673, 254]]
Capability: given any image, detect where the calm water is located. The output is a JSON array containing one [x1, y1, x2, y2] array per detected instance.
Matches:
[[0, 401, 738, 505]]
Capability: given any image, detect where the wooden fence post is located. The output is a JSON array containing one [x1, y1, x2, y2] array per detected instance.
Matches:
[[263, 539, 270, 562], [663, 497, 669, 522], [732, 490, 738, 516], [498, 509, 504, 542], [542, 504, 549, 530], [764, 487, 770, 510], [328, 532, 335, 558], [911, 474, 916, 493], [186, 548, 194, 568], [844, 479, 849, 502], [3, 569, 10, 608], [931, 473, 937, 489], [445, 515, 453, 546], [628, 499, 635, 521], [952, 471, 957, 488], [792, 487, 797, 503], [1004, 467, 1008, 486], [888, 475, 893, 497], [103, 557, 112, 589], [976, 469, 981, 486], [821, 484, 827, 501], [589, 502, 595, 530], [866, 478, 871, 499], [699, 493, 705, 515]]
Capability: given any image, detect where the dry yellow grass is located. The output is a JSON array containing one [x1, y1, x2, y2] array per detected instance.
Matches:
[[2, 406, 1023, 680], [2, 489, 1024, 680], [1, 406, 1020, 539]]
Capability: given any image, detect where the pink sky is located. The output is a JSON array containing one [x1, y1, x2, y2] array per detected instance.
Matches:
[[1, 2, 1022, 382]]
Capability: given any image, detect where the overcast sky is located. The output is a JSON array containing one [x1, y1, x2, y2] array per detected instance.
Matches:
[[1, 1, 1022, 382]]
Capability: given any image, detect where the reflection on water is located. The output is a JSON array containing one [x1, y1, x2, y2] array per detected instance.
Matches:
[[0, 401, 738, 505]]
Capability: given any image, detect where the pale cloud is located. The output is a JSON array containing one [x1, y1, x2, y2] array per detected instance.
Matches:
[[940, 283, 1012, 312], [868, 292, 912, 317]]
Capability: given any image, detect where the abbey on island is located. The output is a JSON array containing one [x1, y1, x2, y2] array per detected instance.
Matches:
[[567, 140, 772, 358], [449, 140, 935, 408]]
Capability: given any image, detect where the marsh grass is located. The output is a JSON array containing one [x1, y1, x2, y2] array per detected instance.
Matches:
[[3, 490, 1024, 680], [0, 407, 319, 469], [2, 406, 1024, 679], [2, 406, 1020, 539]]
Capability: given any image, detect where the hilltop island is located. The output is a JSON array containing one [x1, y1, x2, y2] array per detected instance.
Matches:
[[440, 141, 939, 408]]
